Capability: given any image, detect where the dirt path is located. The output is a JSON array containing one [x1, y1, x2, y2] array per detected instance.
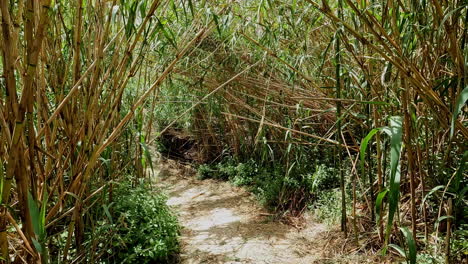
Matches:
[[154, 159, 376, 264]]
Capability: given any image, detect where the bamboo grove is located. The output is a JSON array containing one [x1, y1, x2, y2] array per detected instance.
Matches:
[[0, 0, 221, 262], [0, 0, 467, 263]]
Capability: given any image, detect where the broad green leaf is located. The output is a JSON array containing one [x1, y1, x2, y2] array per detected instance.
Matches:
[[360, 127, 381, 178], [388, 243, 406, 258], [28, 192, 41, 237], [375, 189, 388, 225], [383, 116, 403, 246], [40, 190, 48, 239], [32, 237, 44, 254], [400, 227, 417, 264], [103, 204, 114, 225], [451, 86, 468, 137]]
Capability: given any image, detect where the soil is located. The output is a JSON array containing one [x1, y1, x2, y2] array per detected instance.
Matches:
[[153, 158, 389, 264]]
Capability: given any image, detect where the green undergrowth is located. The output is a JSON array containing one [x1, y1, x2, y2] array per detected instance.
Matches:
[[82, 179, 180, 264], [310, 189, 344, 225], [197, 158, 339, 215]]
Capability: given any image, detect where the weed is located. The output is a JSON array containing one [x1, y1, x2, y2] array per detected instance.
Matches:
[[311, 189, 343, 225]]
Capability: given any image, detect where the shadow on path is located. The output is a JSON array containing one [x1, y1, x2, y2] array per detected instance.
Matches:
[[154, 159, 381, 264]]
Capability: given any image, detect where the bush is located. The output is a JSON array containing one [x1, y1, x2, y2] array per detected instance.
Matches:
[[196, 158, 338, 215], [99, 181, 180, 263]]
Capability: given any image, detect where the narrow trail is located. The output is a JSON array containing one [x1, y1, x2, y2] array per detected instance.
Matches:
[[154, 159, 375, 264]]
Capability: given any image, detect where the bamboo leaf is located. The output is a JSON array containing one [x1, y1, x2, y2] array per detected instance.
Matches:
[[388, 243, 406, 258], [438, 5, 467, 35], [157, 18, 177, 48], [436, 215, 455, 224], [40, 190, 48, 239], [451, 86, 468, 137], [28, 192, 41, 238], [360, 127, 381, 177], [103, 204, 114, 225], [139, 0, 147, 20], [400, 227, 417, 264], [422, 185, 444, 204], [188, 0, 194, 16], [170, 0, 178, 21], [125, 1, 138, 38], [32, 238, 44, 254], [383, 116, 403, 247], [375, 189, 388, 225], [213, 13, 222, 36], [140, 142, 154, 172]]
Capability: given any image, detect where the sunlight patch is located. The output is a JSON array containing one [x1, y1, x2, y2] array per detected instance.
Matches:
[[187, 208, 241, 231]]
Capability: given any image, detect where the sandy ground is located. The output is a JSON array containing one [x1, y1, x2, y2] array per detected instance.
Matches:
[[153, 158, 385, 264]]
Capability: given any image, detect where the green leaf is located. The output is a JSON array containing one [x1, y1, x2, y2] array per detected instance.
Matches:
[[188, 0, 194, 16], [140, 142, 154, 173], [40, 189, 48, 239], [375, 189, 388, 225], [170, 0, 178, 21], [360, 128, 381, 179], [103, 204, 114, 225], [157, 18, 177, 48], [125, 1, 138, 38], [438, 6, 467, 36], [388, 243, 406, 258], [139, 0, 147, 20], [28, 192, 41, 237], [400, 227, 417, 264], [451, 86, 468, 137], [436, 215, 455, 224], [213, 13, 222, 36], [422, 185, 444, 204], [383, 116, 403, 246], [32, 237, 44, 254]]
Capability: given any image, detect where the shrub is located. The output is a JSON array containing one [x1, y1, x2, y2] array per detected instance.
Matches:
[[99, 181, 180, 263], [196, 158, 338, 215], [197, 164, 217, 180]]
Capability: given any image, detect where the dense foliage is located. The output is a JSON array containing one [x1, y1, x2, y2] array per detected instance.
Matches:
[[99, 181, 179, 263], [0, 0, 466, 263], [197, 158, 339, 214]]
